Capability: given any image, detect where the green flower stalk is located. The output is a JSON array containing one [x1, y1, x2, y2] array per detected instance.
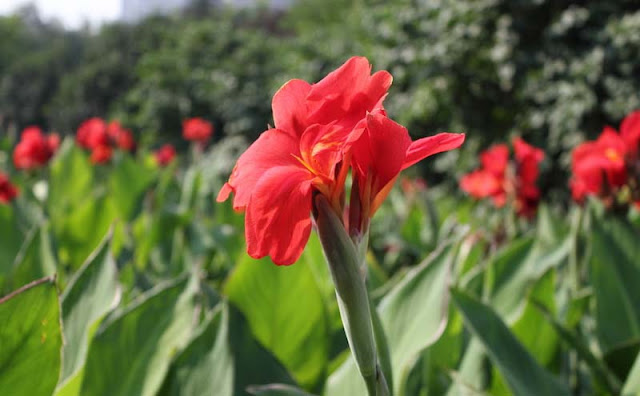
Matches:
[[314, 194, 389, 396]]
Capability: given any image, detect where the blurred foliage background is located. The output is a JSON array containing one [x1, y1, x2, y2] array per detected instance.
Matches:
[[1, 0, 639, 197]]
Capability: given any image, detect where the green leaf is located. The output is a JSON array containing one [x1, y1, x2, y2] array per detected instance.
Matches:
[[589, 216, 640, 355], [452, 289, 570, 396], [227, 304, 297, 394], [80, 276, 196, 396], [56, 194, 119, 269], [0, 277, 62, 396], [161, 306, 233, 396], [108, 155, 156, 219], [326, 241, 457, 395], [56, 232, 119, 391], [379, 242, 456, 392], [445, 338, 487, 396], [47, 140, 93, 209], [510, 269, 558, 366], [2, 222, 56, 294], [225, 254, 329, 390]]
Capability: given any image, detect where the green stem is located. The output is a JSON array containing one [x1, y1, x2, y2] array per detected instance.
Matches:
[[314, 195, 390, 395]]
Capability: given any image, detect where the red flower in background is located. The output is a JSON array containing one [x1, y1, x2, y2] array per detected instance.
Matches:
[[107, 121, 136, 152], [154, 144, 176, 166], [13, 126, 59, 169], [183, 118, 213, 143], [460, 138, 544, 218], [90, 144, 113, 164], [217, 56, 464, 265], [570, 110, 640, 207], [77, 118, 109, 149], [0, 173, 19, 204], [460, 144, 509, 207], [513, 138, 544, 218], [76, 117, 137, 163]]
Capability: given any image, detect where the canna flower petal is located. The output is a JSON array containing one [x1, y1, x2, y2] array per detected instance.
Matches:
[[620, 110, 640, 156], [513, 137, 544, 185], [216, 129, 301, 210], [460, 170, 503, 198], [480, 144, 509, 177], [353, 112, 464, 218], [0, 173, 19, 204], [307, 57, 392, 130], [402, 132, 467, 170], [272, 79, 312, 136], [245, 166, 315, 265]]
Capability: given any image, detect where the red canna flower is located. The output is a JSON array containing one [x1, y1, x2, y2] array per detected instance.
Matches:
[[570, 110, 640, 207], [461, 137, 544, 218], [480, 144, 509, 177], [217, 123, 351, 265], [77, 118, 109, 149], [183, 118, 213, 143], [114, 129, 136, 152], [154, 144, 176, 166], [106, 121, 136, 152], [0, 173, 19, 204], [620, 110, 640, 160], [13, 126, 59, 169], [460, 169, 504, 203], [90, 144, 112, 165], [218, 57, 464, 265]]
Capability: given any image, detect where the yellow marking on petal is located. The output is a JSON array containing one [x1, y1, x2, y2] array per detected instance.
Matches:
[[370, 176, 398, 216], [605, 148, 623, 163]]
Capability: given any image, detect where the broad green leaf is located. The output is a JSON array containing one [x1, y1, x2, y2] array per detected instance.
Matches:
[[403, 308, 464, 396], [227, 304, 297, 394], [108, 155, 156, 219], [326, 241, 457, 395], [589, 216, 640, 355], [80, 276, 196, 396], [56, 232, 119, 390], [0, 277, 62, 396], [533, 299, 621, 395], [161, 306, 233, 396], [47, 140, 94, 218], [162, 304, 302, 396], [489, 270, 559, 394], [452, 289, 570, 396], [379, 242, 456, 392], [487, 219, 570, 322], [446, 339, 487, 396], [225, 254, 329, 390], [2, 222, 56, 294], [511, 269, 558, 366], [56, 194, 118, 269]]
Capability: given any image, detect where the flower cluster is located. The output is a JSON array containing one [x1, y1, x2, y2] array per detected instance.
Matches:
[[76, 118, 136, 164], [13, 126, 60, 170], [217, 57, 465, 265], [183, 118, 213, 144], [0, 173, 19, 204], [570, 110, 640, 208], [460, 137, 544, 218]]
